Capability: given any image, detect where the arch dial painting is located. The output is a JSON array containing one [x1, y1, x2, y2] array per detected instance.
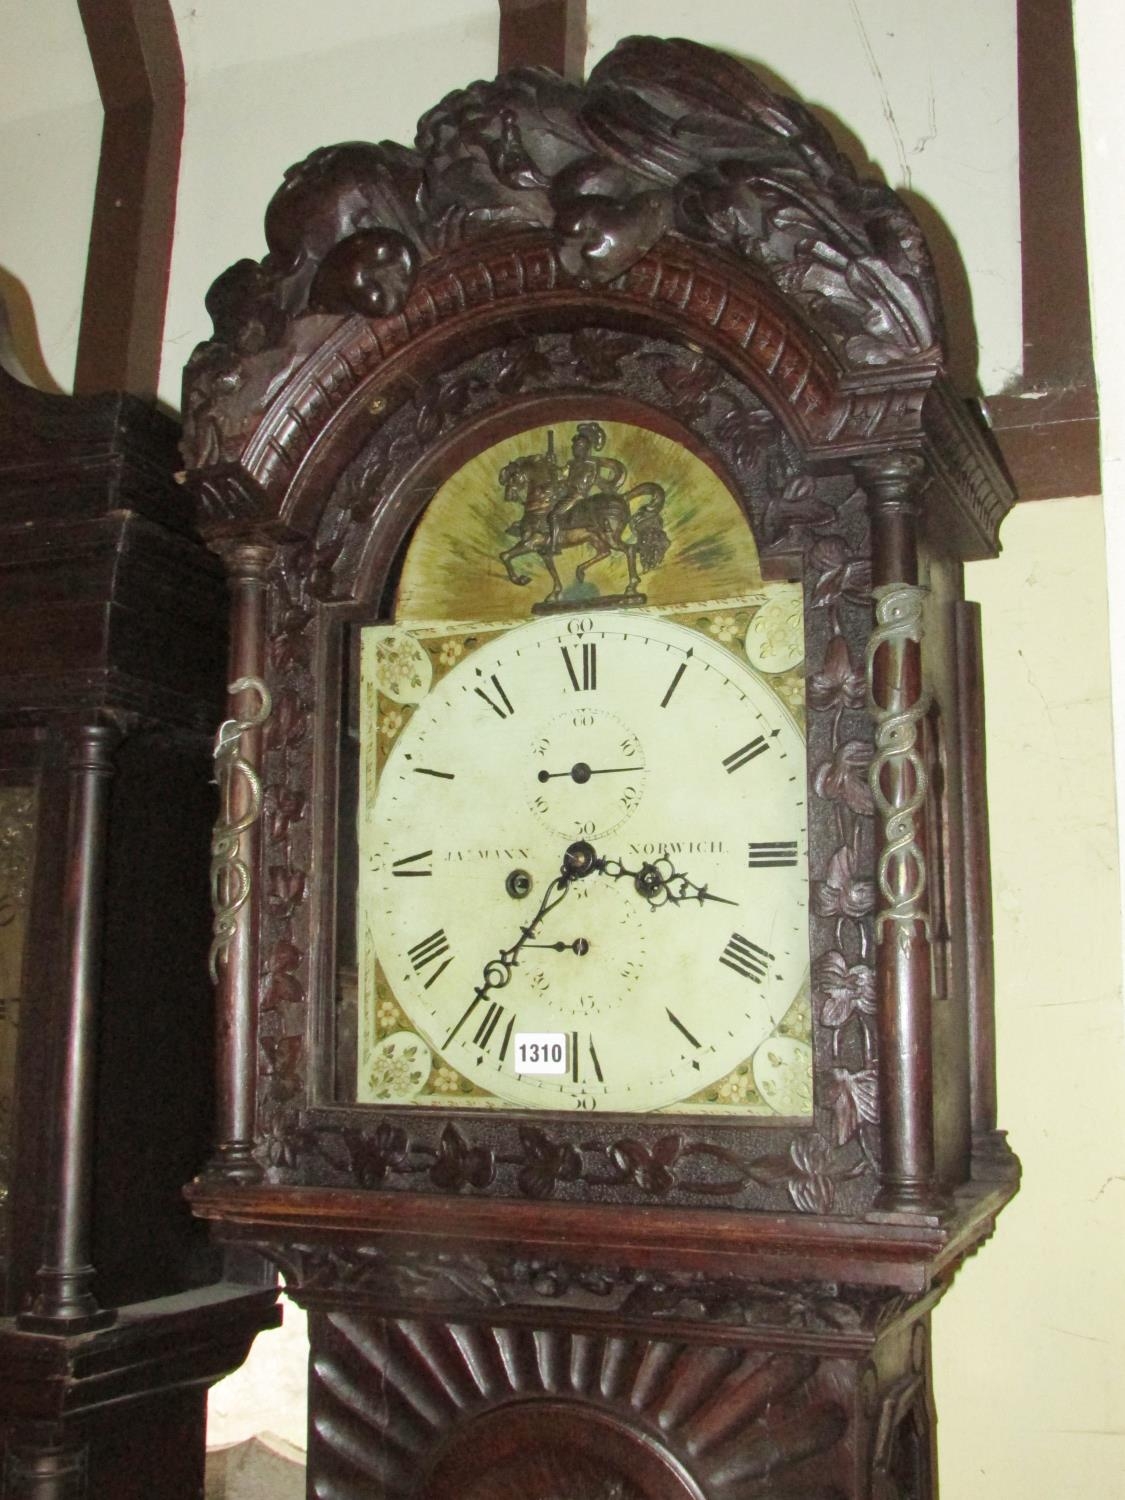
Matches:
[[354, 420, 812, 1117]]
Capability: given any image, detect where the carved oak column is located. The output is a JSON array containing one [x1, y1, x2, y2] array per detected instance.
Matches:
[[19, 723, 119, 1332], [203, 541, 275, 1184], [855, 454, 943, 1216]]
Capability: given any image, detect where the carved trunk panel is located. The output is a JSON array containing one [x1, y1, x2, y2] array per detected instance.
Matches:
[[306, 1303, 934, 1500]]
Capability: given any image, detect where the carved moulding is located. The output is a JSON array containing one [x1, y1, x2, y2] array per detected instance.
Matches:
[[184, 35, 942, 444], [183, 233, 1000, 563], [231, 1235, 933, 1348], [181, 41, 1007, 563]]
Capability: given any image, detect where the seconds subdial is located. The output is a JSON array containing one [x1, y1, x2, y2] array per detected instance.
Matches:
[[529, 707, 646, 841]]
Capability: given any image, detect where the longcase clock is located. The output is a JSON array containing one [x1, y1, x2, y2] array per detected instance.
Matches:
[[183, 37, 1018, 1500], [0, 338, 279, 1499]]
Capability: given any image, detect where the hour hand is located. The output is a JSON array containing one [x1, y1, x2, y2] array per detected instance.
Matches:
[[601, 855, 738, 909]]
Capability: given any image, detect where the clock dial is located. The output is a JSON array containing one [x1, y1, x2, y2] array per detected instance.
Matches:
[[356, 611, 808, 1112]]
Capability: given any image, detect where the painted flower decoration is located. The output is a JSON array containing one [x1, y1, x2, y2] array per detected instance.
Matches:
[[808, 634, 866, 712], [431, 1064, 463, 1094], [376, 997, 404, 1031], [813, 739, 876, 816], [378, 707, 405, 743], [439, 638, 465, 667], [707, 613, 741, 644], [366, 1033, 430, 1101], [375, 635, 426, 698], [716, 1069, 752, 1104]]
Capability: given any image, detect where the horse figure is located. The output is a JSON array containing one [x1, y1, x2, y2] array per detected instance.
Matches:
[[497, 450, 669, 605]]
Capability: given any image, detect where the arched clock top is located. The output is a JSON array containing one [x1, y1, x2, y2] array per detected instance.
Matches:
[[181, 38, 1007, 562]]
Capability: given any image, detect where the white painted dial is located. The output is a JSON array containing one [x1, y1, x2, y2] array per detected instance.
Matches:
[[358, 611, 808, 1111]]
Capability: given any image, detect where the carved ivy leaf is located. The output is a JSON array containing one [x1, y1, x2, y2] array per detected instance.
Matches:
[[267, 612, 312, 673], [825, 1068, 880, 1146], [267, 865, 307, 920], [714, 400, 775, 472], [813, 949, 876, 1029], [343, 1121, 410, 1188], [571, 327, 640, 384], [264, 689, 309, 752], [414, 375, 485, 446], [260, 1034, 303, 1106], [652, 354, 720, 422], [608, 1135, 683, 1195], [745, 1152, 796, 1189], [808, 536, 872, 612], [813, 739, 876, 816], [264, 784, 307, 843], [765, 475, 836, 553], [261, 938, 304, 1011], [807, 634, 866, 712], [787, 1134, 836, 1215], [495, 338, 553, 394], [516, 1125, 582, 1200], [813, 845, 876, 921], [263, 1111, 311, 1170], [430, 1124, 496, 1192]]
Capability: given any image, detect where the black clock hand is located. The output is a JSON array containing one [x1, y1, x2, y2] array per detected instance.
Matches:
[[537, 762, 643, 784], [444, 842, 599, 1047], [599, 854, 739, 910]]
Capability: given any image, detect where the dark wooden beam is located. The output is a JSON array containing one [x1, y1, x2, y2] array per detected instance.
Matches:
[[498, 0, 587, 80], [74, 0, 184, 401], [987, 0, 1100, 501]]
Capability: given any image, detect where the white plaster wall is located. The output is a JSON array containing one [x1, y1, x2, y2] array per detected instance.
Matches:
[[162, 0, 499, 407], [0, 0, 100, 389], [935, 496, 1125, 1496], [587, 0, 1022, 394], [1075, 0, 1125, 982]]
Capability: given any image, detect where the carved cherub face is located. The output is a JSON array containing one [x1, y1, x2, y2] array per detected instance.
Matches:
[[309, 229, 418, 318]]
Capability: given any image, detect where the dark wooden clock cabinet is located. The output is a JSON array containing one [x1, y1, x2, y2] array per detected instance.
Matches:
[[182, 37, 1018, 1500], [0, 345, 279, 1498]]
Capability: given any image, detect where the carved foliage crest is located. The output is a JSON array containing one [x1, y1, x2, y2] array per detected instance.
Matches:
[[184, 37, 944, 468]]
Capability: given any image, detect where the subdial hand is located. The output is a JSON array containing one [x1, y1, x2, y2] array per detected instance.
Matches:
[[600, 855, 739, 910], [445, 842, 600, 1048], [523, 938, 591, 955], [537, 762, 643, 784]]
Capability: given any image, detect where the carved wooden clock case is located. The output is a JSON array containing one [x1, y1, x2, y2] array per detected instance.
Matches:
[[0, 337, 279, 1498], [183, 38, 1018, 1500]]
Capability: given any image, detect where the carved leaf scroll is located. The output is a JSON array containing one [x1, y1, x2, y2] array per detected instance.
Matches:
[[183, 38, 944, 468]]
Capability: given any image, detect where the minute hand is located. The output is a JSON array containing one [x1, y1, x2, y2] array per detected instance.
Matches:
[[600, 854, 739, 909]]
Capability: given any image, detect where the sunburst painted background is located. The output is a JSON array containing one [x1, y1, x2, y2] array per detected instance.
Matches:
[[395, 421, 763, 623]]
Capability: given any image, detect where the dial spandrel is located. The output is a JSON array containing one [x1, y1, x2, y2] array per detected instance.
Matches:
[[356, 610, 810, 1115]]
